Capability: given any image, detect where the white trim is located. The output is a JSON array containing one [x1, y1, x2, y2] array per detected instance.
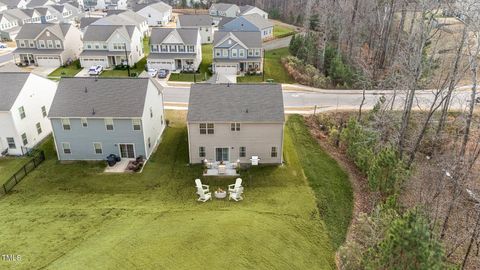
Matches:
[[117, 143, 136, 159], [93, 142, 103, 155]]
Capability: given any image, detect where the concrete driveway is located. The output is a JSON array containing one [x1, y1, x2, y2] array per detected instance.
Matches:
[[31, 66, 56, 77], [75, 68, 90, 77]]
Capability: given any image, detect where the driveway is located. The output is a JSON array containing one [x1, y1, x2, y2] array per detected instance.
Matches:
[[0, 51, 13, 65], [31, 66, 56, 77], [264, 36, 292, 51], [75, 68, 90, 77]]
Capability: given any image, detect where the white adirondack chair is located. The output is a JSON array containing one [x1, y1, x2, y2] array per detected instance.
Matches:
[[228, 178, 244, 201], [198, 189, 212, 202], [195, 179, 209, 195], [228, 178, 242, 193]]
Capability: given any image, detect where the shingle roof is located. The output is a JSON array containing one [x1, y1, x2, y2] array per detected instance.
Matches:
[[0, 72, 30, 111], [187, 84, 284, 123], [211, 3, 238, 12], [242, 14, 273, 29], [4, 9, 30, 21], [79, 17, 99, 29], [178, 15, 213, 27], [15, 23, 71, 40], [214, 31, 262, 48], [0, 0, 22, 8], [141, 1, 171, 13], [217, 16, 235, 28], [150, 28, 198, 45], [83, 25, 136, 41], [49, 78, 157, 118], [26, 0, 50, 8], [239, 5, 255, 14]]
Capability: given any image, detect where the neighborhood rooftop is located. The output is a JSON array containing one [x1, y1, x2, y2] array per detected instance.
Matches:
[[214, 31, 262, 47], [241, 14, 273, 29], [187, 84, 284, 123], [150, 28, 199, 45], [178, 14, 213, 27], [83, 25, 136, 41], [0, 72, 30, 111], [15, 23, 71, 40], [48, 78, 156, 118], [211, 3, 237, 12]]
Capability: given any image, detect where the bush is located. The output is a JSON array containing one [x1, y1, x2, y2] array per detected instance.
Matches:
[[281, 56, 329, 88], [367, 146, 408, 195]]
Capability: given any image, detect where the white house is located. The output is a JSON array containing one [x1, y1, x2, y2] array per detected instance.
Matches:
[[135, 1, 171, 26], [147, 28, 202, 72], [48, 77, 166, 161], [0, 0, 29, 9], [177, 14, 213, 44], [0, 71, 57, 156], [239, 5, 268, 19], [0, 12, 20, 39], [80, 24, 144, 68], [209, 3, 239, 18], [93, 10, 149, 37]]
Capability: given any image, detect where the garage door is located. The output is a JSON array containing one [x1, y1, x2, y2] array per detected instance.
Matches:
[[81, 58, 107, 68], [147, 60, 174, 71], [215, 64, 237, 75], [36, 56, 61, 67]]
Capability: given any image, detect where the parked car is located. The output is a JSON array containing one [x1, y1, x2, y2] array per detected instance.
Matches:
[[158, 69, 169, 79], [0, 43, 7, 49], [147, 68, 158, 77], [88, 65, 103, 76]]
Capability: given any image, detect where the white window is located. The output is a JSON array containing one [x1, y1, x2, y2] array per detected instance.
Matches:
[[199, 146, 205, 158], [87, 44, 92, 49], [239, 146, 246, 158], [21, 133, 28, 146], [230, 123, 240, 131], [29, 40, 35, 47], [215, 49, 221, 57], [239, 49, 245, 57], [105, 118, 114, 131], [41, 106, 47, 117], [39, 40, 45, 48], [81, 118, 88, 127], [150, 107, 153, 118], [47, 40, 53, 48], [188, 45, 194, 52], [161, 45, 167, 52], [222, 49, 228, 57], [18, 106, 26, 119], [179, 45, 185, 52], [255, 49, 261, 56], [148, 137, 151, 148], [7, 137, 15, 149], [62, 142, 71, 154], [199, 123, 206, 134], [132, 119, 141, 130], [36, 122, 42, 134], [271, 146, 278, 158], [248, 49, 253, 56], [19, 40, 25, 47], [61, 118, 71, 130], [93, 143, 102, 154], [169, 45, 177, 52], [232, 49, 237, 57]]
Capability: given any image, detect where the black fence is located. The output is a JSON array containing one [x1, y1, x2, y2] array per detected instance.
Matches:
[[1, 150, 45, 197]]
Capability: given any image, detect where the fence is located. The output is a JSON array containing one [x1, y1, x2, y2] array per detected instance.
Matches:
[[1, 149, 45, 197]]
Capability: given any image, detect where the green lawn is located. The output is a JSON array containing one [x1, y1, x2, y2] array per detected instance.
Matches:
[[48, 60, 82, 79], [100, 57, 147, 77], [0, 157, 29, 184], [0, 113, 352, 269], [238, 48, 295, 84], [169, 44, 213, 82], [273, 25, 295, 38], [143, 36, 150, 55]]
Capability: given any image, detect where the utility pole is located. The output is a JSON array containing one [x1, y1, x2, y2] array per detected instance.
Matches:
[[124, 43, 130, 77], [262, 48, 265, 81]]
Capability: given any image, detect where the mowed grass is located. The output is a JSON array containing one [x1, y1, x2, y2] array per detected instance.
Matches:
[[47, 60, 82, 79], [0, 112, 351, 269], [169, 44, 213, 82], [0, 157, 29, 183], [274, 25, 295, 38], [238, 48, 295, 84]]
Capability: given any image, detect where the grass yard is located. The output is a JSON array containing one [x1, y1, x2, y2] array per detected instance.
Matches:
[[273, 25, 295, 38], [100, 57, 147, 77], [0, 112, 352, 269], [169, 44, 213, 82], [47, 60, 82, 79], [238, 48, 295, 84], [0, 157, 29, 183]]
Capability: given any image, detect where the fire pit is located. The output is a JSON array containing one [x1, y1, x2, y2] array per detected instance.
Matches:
[[214, 188, 227, 199]]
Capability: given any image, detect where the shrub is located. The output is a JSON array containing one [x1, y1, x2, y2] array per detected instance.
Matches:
[[367, 146, 408, 195]]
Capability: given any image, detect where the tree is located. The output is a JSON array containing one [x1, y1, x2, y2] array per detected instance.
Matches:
[[309, 14, 320, 31]]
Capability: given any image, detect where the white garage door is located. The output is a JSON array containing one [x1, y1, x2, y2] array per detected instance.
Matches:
[[81, 58, 107, 68], [215, 64, 238, 75], [148, 60, 174, 71], [36, 56, 61, 67]]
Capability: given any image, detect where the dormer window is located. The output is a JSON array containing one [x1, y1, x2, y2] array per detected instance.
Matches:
[[39, 40, 45, 48], [46, 31, 50, 37], [179, 45, 185, 52]]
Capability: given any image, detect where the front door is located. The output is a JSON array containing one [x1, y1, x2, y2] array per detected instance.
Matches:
[[119, 144, 135, 159], [176, 59, 182, 70], [240, 62, 245, 72], [215, 148, 229, 162]]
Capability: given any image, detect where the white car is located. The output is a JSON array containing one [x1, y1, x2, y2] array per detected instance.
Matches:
[[88, 65, 103, 76], [0, 43, 7, 49], [147, 68, 157, 77]]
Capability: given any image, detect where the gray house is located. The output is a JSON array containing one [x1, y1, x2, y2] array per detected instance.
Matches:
[[220, 14, 274, 40], [212, 31, 263, 75], [49, 77, 166, 161], [187, 83, 284, 164]]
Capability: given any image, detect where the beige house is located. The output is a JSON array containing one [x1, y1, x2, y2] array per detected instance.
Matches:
[[187, 84, 285, 165]]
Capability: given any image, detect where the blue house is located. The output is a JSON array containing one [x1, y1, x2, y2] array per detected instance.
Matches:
[[48, 77, 166, 161], [220, 14, 274, 40]]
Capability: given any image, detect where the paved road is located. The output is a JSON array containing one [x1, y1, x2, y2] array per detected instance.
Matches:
[[0, 51, 13, 65], [163, 86, 473, 113], [263, 36, 292, 51]]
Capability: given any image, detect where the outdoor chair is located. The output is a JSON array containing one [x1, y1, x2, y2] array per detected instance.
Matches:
[[195, 179, 209, 195], [228, 178, 243, 193]]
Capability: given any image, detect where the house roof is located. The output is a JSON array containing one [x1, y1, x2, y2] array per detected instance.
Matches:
[[4, 9, 31, 21], [210, 3, 238, 12], [15, 23, 72, 40], [239, 5, 255, 14], [148, 53, 197, 59], [178, 15, 213, 27], [214, 31, 262, 48], [150, 28, 198, 45], [0, 72, 30, 111], [97, 10, 146, 27], [34, 7, 49, 16], [217, 16, 235, 28], [241, 14, 273, 29], [83, 25, 136, 42], [49, 78, 157, 118], [79, 17, 99, 29], [0, 0, 22, 8], [187, 84, 284, 123], [26, 0, 50, 8], [49, 5, 65, 13], [135, 1, 171, 13]]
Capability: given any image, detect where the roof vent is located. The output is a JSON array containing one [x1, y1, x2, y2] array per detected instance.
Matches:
[[92, 108, 96, 115]]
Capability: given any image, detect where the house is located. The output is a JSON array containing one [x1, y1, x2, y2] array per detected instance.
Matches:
[[147, 28, 201, 72], [47, 3, 82, 23], [48, 77, 166, 161], [0, 2, 7, 11], [13, 23, 83, 67], [82, 0, 127, 11], [212, 31, 263, 75], [177, 14, 213, 44], [26, 0, 57, 8], [134, 1, 171, 26], [93, 10, 149, 37], [22, 8, 57, 24], [239, 5, 268, 19], [187, 83, 284, 164], [3, 8, 33, 25], [0, 71, 57, 156], [220, 14, 274, 40], [209, 3, 239, 18], [0, 12, 20, 40], [80, 24, 144, 68], [0, 0, 29, 9]]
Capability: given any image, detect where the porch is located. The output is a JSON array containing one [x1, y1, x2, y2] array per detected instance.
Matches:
[[14, 53, 35, 66], [239, 61, 262, 75], [203, 160, 240, 177]]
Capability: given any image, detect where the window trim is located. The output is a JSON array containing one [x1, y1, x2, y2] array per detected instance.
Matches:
[[230, 123, 240, 131], [41, 106, 47, 118], [105, 118, 114, 131], [6, 137, 16, 149], [21, 133, 28, 146], [199, 146, 205, 158], [62, 142, 71, 154], [132, 119, 141, 131], [18, 106, 26, 119], [271, 146, 278, 158], [81, 118, 88, 127], [93, 142, 103, 154], [239, 146, 246, 158], [36, 122, 42, 134], [61, 118, 71, 130]]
